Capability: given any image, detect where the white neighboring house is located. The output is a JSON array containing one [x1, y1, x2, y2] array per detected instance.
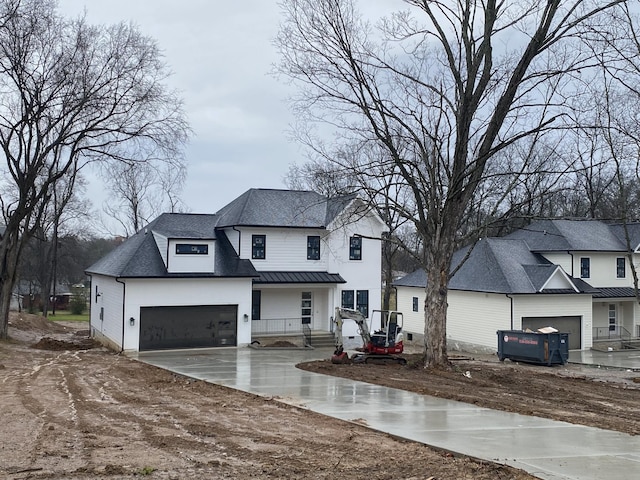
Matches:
[[395, 220, 640, 353], [86, 189, 386, 353]]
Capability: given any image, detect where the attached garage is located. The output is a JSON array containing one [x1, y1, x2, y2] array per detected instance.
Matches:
[[140, 305, 238, 351], [522, 316, 582, 350]]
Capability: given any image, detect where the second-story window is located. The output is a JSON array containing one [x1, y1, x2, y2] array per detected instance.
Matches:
[[616, 257, 626, 278], [580, 257, 590, 278], [307, 235, 320, 260], [349, 236, 362, 260], [252, 235, 266, 259]]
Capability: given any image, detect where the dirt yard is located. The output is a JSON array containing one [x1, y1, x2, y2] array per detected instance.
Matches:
[[0, 315, 636, 480]]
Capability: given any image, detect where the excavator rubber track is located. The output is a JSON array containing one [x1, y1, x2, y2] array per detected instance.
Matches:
[[352, 353, 407, 365]]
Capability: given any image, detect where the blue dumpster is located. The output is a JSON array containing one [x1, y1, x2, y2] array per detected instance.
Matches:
[[497, 330, 569, 365]]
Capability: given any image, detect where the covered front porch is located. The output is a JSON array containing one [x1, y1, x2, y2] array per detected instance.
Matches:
[[592, 290, 640, 350]]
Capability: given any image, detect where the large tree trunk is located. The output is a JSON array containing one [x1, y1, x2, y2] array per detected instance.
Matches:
[[423, 251, 453, 368], [0, 227, 21, 339]]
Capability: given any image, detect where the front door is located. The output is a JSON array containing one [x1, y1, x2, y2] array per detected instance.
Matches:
[[301, 292, 312, 325], [609, 304, 618, 335]]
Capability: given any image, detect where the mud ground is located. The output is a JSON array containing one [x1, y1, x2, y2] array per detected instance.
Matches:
[[1, 313, 635, 479]]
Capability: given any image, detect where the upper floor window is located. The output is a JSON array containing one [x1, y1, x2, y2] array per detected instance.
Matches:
[[176, 243, 208, 255], [252, 235, 266, 259], [412, 296, 419, 312], [307, 235, 320, 260], [349, 236, 362, 260], [616, 257, 626, 278], [580, 257, 590, 278]]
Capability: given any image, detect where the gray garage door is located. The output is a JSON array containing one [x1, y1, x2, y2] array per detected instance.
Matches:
[[522, 316, 581, 350], [139, 305, 237, 351]]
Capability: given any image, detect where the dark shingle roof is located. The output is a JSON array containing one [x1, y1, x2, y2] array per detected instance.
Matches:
[[215, 188, 357, 228], [506, 219, 626, 251], [86, 213, 257, 279], [394, 237, 588, 295]]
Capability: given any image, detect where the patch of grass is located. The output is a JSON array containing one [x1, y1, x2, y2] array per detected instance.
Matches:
[[48, 310, 89, 322], [138, 466, 156, 475]]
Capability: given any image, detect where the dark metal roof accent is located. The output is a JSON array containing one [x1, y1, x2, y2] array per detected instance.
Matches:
[[254, 271, 346, 284], [592, 287, 637, 298]]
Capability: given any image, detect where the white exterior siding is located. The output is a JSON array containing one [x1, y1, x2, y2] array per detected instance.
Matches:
[[396, 285, 593, 351], [90, 274, 125, 350], [238, 227, 329, 271], [539, 253, 572, 273], [120, 277, 252, 352], [447, 291, 512, 349], [152, 232, 168, 267], [395, 286, 424, 336], [512, 294, 592, 349], [167, 239, 216, 273]]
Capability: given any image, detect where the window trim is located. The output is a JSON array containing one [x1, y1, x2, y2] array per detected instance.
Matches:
[[175, 243, 208, 255], [356, 290, 369, 317], [580, 257, 590, 279], [616, 257, 626, 279], [307, 235, 321, 260], [349, 236, 362, 261], [252, 234, 266, 260]]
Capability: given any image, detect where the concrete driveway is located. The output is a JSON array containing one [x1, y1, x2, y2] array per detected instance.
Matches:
[[570, 349, 640, 370], [138, 347, 640, 480]]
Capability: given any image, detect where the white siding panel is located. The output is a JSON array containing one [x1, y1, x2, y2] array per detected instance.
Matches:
[[512, 294, 592, 348], [396, 286, 424, 335], [167, 239, 215, 273], [239, 227, 329, 271], [539, 253, 572, 274], [90, 274, 124, 349], [447, 291, 512, 349], [152, 232, 168, 267]]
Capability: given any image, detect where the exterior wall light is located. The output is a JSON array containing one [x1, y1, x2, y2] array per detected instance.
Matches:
[[129, 317, 135, 326], [243, 314, 249, 322]]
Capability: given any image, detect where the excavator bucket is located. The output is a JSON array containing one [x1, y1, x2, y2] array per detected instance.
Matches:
[[331, 346, 351, 364]]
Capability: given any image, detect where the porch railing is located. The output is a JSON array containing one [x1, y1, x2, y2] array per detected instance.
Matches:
[[592, 326, 634, 341], [251, 317, 304, 335]]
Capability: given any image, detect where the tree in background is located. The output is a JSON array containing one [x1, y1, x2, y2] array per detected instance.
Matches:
[[0, 0, 189, 338], [276, 0, 630, 367]]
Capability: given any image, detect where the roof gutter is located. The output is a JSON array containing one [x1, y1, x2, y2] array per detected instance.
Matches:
[[568, 251, 574, 277], [232, 226, 242, 256]]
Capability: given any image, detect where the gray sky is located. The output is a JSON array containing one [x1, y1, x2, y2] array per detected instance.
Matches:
[[58, 0, 301, 215]]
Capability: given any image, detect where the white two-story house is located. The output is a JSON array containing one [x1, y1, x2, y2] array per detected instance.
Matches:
[[86, 189, 386, 353], [395, 219, 640, 353]]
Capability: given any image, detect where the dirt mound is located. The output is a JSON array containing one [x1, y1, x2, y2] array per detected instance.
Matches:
[[8, 312, 69, 333], [264, 340, 298, 348], [31, 336, 98, 351]]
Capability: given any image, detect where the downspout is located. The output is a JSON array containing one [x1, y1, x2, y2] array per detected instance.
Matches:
[[232, 226, 242, 256], [116, 277, 126, 353], [568, 251, 575, 277], [506, 294, 514, 330]]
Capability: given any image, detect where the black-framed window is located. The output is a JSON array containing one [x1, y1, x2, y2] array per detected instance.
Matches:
[[341, 290, 354, 309], [252, 290, 261, 320], [356, 290, 369, 317], [412, 296, 419, 312], [252, 235, 266, 259], [580, 257, 590, 278], [307, 235, 320, 260], [176, 243, 208, 255], [616, 257, 626, 278], [349, 236, 362, 260]]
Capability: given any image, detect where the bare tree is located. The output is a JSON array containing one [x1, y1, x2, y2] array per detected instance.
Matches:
[[276, 0, 629, 367], [0, 0, 189, 338], [101, 157, 187, 237]]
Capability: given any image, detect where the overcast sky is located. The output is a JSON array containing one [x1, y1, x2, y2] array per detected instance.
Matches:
[[57, 0, 302, 216]]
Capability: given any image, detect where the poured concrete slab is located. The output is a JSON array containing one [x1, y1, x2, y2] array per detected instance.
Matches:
[[138, 347, 640, 480]]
